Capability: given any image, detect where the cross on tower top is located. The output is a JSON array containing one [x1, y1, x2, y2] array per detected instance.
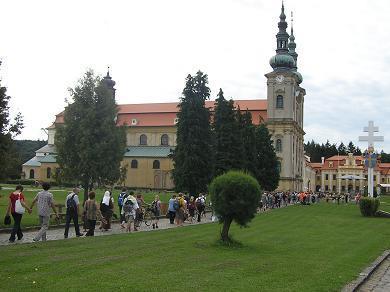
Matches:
[[358, 121, 384, 149]]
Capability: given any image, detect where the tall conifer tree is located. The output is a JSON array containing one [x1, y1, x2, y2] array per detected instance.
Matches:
[[172, 71, 213, 196], [55, 70, 126, 201], [213, 89, 242, 176], [254, 124, 279, 191], [237, 109, 257, 176]]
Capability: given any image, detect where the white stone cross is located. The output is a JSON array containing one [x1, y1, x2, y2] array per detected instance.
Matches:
[[358, 121, 384, 149]]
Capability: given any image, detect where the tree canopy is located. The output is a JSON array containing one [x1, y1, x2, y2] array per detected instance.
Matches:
[[210, 170, 261, 242], [213, 89, 243, 176], [55, 70, 126, 200], [172, 71, 214, 196], [254, 124, 279, 191]]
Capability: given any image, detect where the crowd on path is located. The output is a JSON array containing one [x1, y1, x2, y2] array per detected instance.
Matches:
[[3, 183, 209, 244], [4, 182, 367, 244]]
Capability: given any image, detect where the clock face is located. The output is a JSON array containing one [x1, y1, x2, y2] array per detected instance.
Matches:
[[276, 75, 284, 83]]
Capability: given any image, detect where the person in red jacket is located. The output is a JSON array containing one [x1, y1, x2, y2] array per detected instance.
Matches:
[[6, 185, 32, 243]]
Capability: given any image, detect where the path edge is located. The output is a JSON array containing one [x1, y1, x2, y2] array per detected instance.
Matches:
[[342, 249, 390, 292]]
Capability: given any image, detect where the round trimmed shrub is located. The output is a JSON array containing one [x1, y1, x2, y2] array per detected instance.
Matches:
[[359, 197, 380, 217], [209, 170, 261, 242]]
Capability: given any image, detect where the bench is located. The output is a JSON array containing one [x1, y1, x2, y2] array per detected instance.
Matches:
[[50, 203, 66, 223]]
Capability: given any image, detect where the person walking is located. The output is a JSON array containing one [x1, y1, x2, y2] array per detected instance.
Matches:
[[83, 191, 104, 236], [100, 190, 114, 230], [175, 193, 185, 226], [118, 188, 127, 228], [30, 182, 59, 242], [121, 193, 139, 232], [64, 188, 83, 238], [168, 194, 176, 224], [6, 185, 32, 243], [151, 195, 161, 229]]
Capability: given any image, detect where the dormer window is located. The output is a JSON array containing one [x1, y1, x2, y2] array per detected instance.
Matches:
[[131, 119, 138, 125]]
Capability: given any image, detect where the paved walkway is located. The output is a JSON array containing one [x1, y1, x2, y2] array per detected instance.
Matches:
[[358, 257, 390, 292], [0, 216, 214, 246]]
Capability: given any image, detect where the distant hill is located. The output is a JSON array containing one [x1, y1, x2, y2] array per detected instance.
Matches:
[[14, 139, 47, 164], [4, 140, 47, 179]]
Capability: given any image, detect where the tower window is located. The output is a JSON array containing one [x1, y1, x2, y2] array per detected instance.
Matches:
[[47, 167, 51, 179], [276, 139, 282, 152], [276, 95, 284, 109], [131, 159, 138, 169], [276, 161, 281, 174], [153, 160, 160, 169], [30, 169, 35, 179], [140, 134, 147, 145], [161, 134, 169, 146]]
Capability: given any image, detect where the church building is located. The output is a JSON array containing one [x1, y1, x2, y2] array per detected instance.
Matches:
[[22, 4, 310, 192]]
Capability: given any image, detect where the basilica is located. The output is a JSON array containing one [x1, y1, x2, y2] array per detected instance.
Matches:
[[22, 4, 345, 192]]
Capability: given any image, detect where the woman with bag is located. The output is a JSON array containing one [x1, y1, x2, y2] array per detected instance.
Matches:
[[6, 185, 32, 243]]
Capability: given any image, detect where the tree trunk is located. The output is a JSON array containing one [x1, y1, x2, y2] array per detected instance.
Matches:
[[221, 217, 233, 242]]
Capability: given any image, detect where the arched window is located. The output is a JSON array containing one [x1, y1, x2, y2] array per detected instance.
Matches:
[[140, 134, 147, 145], [276, 139, 282, 152], [47, 167, 51, 179], [276, 95, 284, 109], [153, 160, 160, 169], [161, 134, 169, 146], [30, 169, 35, 179], [131, 159, 138, 169], [276, 161, 281, 174]]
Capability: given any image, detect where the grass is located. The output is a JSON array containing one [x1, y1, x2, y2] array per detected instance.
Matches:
[[0, 198, 389, 291], [0, 184, 175, 227]]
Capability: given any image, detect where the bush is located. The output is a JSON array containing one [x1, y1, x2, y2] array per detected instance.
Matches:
[[210, 170, 261, 242], [359, 197, 380, 217]]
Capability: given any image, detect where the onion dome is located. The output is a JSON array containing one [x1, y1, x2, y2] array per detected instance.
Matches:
[[269, 2, 295, 71]]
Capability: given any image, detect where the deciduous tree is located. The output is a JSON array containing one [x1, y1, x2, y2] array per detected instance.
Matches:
[[55, 70, 126, 201]]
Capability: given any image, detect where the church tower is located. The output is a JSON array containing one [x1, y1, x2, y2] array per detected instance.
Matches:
[[103, 67, 116, 99], [265, 3, 306, 191]]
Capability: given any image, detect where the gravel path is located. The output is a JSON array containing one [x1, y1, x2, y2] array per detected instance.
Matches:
[[358, 257, 390, 292], [0, 216, 214, 246]]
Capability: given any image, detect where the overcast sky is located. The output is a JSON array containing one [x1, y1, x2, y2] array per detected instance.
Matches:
[[1, 0, 389, 152]]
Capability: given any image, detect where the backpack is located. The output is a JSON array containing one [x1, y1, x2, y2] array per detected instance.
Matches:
[[173, 199, 180, 211], [66, 194, 77, 214], [123, 198, 134, 213], [118, 192, 126, 206], [151, 201, 158, 213]]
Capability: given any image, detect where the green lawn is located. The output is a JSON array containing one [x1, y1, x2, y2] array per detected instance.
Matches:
[[0, 199, 389, 291], [0, 185, 174, 227]]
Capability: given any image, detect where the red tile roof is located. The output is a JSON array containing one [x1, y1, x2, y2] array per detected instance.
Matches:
[[54, 99, 268, 127]]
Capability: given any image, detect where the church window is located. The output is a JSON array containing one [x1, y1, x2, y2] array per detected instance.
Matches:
[[140, 134, 147, 145], [161, 134, 169, 146], [276, 139, 282, 152], [325, 174, 329, 180], [332, 185, 336, 192], [131, 160, 138, 169], [47, 167, 51, 179], [30, 169, 35, 179], [325, 185, 329, 191], [276, 95, 283, 109], [153, 160, 160, 169], [333, 174, 336, 180]]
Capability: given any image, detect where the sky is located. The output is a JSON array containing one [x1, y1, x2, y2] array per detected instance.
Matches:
[[1, 0, 389, 152]]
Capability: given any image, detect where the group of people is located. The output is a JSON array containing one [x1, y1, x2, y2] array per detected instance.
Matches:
[[166, 193, 207, 226], [4, 184, 166, 242], [259, 191, 323, 211]]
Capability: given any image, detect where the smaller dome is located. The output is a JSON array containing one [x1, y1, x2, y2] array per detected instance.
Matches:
[[293, 71, 303, 84], [269, 54, 295, 70]]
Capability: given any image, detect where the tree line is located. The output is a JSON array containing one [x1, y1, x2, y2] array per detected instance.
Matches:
[[304, 140, 390, 163], [172, 71, 279, 196]]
